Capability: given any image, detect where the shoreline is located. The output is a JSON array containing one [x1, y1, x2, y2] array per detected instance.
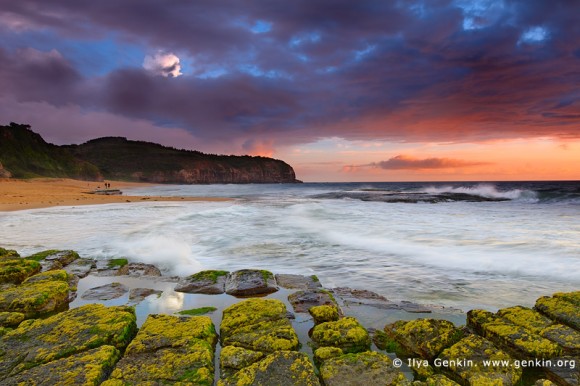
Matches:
[[0, 178, 230, 212]]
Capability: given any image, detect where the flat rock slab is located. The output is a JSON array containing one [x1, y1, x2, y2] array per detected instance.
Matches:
[[128, 287, 162, 303], [117, 262, 161, 277], [225, 269, 278, 296], [64, 258, 95, 278], [288, 289, 336, 313], [542, 356, 580, 386], [385, 318, 463, 360], [81, 282, 128, 300], [320, 351, 406, 386], [0, 279, 69, 317], [220, 298, 299, 353], [311, 317, 371, 353], [106, 314, 217, 385], [175, 269, 228, 294], [536, 296, 580, 331], [275, 274, 322, 290], [0, 303, 136, 380], [3, 345, 120, 386], [333, 287, 432, 313], [220, 346, 265, 379], [28, 250, 80, 271], [0, 259, 41, 284], [438, 335, 522, 385], [218, 351, 320, 386]]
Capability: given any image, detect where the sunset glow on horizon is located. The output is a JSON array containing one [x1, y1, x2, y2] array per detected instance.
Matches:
[[0, 1, 578, 182]]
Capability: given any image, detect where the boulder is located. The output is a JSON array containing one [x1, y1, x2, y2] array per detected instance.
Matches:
[[313, 347, 343, 365], [275, 274, 322, 290], [0, 279, 69, 317], [175, 270, 229, 294], [311, 317, 371, 353], [3, 345, 120, 386], [64, 258, 95, 278], [309, 304, 340, 324], [0, 303, 136, 380], [220, 298, 299, 353], [81, 282, 128, 300], [225, 269, 278, 296], [26, 250, 79, 271], [320, 351, 407, 386], [220, 346, 265, 378], [106, 314, 217, 385], [438, 335, 522, 385], [116, 262, 161, 277], [0, 258, 41, 284], [384, 318, 464, 360], [288, 289, 336, 313], [218, 351, 320, 386], [536, 295, 580, 331]]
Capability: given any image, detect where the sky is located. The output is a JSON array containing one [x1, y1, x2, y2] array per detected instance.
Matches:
[[0, 0, 579, 182]]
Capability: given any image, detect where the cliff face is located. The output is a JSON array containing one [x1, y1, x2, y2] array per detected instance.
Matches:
[[0, 123, 300, 184], [67, 137, 299, 184]]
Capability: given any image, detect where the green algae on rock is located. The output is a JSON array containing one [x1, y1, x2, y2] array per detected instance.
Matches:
[[22, 269, 70, 284], [106, 314, 217, 385], [320, 351, 407, 386], [0, 248, 20, 259], [220, 298, 299, 353], [218, 351, 320, 386], [2, 345, 120, 386], [313, 347, 343, 366], [25, 250, 79, 271], [175, 269, 229, 294], [384, 318, 463, 360], [0, 279, 69, 317], [177, 306, 218, 316], [0, 258, 41, 284], [422, 374, 461, 386], [0, 303, 136, 380], [309, 304, 340, 324], [438, 335, 522, 385], [311, 316, 371, 354], [288, 289, 337, 313]]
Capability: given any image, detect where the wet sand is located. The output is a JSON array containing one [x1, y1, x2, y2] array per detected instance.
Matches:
[[0, 178, 229, 211]]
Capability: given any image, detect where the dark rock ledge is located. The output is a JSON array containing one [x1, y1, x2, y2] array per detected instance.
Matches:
[[0, 247, 578, 385]]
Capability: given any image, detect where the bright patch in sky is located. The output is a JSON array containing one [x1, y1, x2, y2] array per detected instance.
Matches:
[[143, 52, 182, 77], [456, 0, 506, 30], [289, 32, 321, 47], [251, 20, 272, 34], [519, 26, 549, 44]]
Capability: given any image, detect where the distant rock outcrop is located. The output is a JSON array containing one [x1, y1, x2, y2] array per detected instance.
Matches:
[[0, 122, 301, 183]]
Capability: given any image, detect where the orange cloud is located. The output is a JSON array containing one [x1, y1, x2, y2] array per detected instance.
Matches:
[[346, 155, 490, 171]]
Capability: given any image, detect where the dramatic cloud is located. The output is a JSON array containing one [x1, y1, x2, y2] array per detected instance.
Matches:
[[370, 155, 489, 170], [143, 52, 182, 78], [0, 0, 578, 158]]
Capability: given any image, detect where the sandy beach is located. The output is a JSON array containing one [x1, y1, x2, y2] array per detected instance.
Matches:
[[0, 178, 229, 211]]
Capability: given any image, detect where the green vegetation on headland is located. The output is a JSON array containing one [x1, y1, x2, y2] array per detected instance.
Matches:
[[0, 245, 578, 385], [0, 122, 301, 183]]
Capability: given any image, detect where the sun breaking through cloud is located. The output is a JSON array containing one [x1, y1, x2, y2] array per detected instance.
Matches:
[[143, 52, 182, 78]]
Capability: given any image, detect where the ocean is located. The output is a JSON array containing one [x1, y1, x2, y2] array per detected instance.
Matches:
[[1, 181, 579, 312]]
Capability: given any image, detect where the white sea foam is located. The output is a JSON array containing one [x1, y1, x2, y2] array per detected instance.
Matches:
[[421, 184, 539, 202]]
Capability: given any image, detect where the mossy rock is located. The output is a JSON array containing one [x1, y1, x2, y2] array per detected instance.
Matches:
[[177, 306, 217, 316], [313, 347, 343, 366], [25, 250, 79, 271], [438, 335, 522, 385], [540, 324, 580, 355], [309, 304, 340, 324], [384, 318, 463, 360], [466, 309, 496, 336], [0, 280, 69, 317], [288, 289, 337, 313], [553, 291, 580, 307], [320, 351, 407, 386], [0, 311, 25, 328], [0, 248, 20, 259], [220, 298, 299, 353], [541, 356, 579, 386], [107, 314, 217, 385], [225, 269, 278, 296], [424, 374, 461, 385], [218, 351, 320, 386], [64, 258, 96, 278], [533, 379, 556, 386], [0, 303, 136, 380], [373, 329, 408, 356], [220, 346, 265, 378], [311, 317, 371, 353], [496, 306, 554, 334], [175, 269, 229, 294], [22, 269, 70, 284], [2, 345, 120, 386], [0, 258, 41, 284], [536, 295, 580, 331]]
